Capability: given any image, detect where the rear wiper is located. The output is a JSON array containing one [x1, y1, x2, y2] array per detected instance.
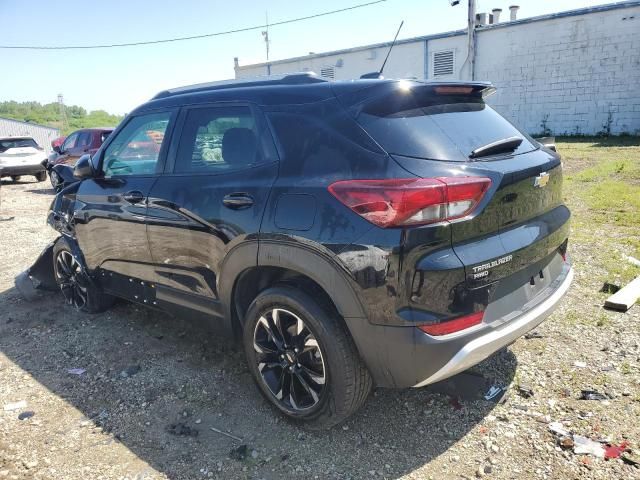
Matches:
[[469, 136, 523, 159]]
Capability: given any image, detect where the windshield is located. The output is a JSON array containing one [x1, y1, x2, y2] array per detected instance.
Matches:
[[0, 138, 39, 152], [351, 85, 536, 161]]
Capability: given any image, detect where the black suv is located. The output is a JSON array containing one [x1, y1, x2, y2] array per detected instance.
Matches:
[[21, 74, 573, 428]]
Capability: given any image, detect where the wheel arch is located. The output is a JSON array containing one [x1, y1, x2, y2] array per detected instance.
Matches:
[[218, 240, 368, 339]]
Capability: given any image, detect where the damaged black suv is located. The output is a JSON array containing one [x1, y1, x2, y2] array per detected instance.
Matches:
[[18, 74, 573, 428]]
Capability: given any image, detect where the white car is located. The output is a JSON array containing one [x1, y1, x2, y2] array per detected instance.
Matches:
[[0, 137, 48, 182]]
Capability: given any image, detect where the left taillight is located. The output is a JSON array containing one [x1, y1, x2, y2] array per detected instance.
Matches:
[[328, 176, 491, 228], [418, 311, 484, 336]]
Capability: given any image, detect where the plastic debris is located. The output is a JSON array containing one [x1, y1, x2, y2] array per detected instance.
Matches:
[[604, 441, 629, 460], [484, 385, 506, 402], [67, 368, 86, 375], [18, 411, 34, 420], [573, 435, 606, 458], [3, 401, 27, 411], [517, 384, 534, 398], [549, 422, 571, 438], [573, 361, 587, 368], [579, 390, 608, 401]]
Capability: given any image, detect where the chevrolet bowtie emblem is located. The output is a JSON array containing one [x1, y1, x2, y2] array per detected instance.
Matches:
[[534, 172, 550, 188]]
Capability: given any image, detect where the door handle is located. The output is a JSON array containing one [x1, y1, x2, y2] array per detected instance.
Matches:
[[123, 190, 145, 204], [223, 192, 254, 209]]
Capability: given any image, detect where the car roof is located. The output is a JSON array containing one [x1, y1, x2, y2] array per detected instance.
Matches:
[[134, 73, 493, 114], [0, 136, 36, 141]]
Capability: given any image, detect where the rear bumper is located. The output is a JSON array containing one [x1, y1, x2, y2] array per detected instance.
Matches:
[[348, 260, 573, 388], [0, 164, 46, 176], [413, 264, 573, 386]]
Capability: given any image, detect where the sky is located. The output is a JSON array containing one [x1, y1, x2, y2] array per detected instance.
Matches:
[[0, 0, 609, 114]]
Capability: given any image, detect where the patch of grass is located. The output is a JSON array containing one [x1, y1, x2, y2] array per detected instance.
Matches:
[[557, 137, 640, 283], [585, 179, 640, 227], [595, 314, 611, 328]]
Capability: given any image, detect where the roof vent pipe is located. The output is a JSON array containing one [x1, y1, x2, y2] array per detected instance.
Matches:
[[509, 5, 519, 21], [233, 57, 239, 68], [492, 8, 502, 23]]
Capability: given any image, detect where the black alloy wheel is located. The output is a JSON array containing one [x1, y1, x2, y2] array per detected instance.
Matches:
[[253, 307, 326, 411], [54, 250, 88, 309]]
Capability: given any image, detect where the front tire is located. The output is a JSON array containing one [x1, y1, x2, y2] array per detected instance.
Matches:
[[243, 286, 372, 429], [53, 237, 114, 313]]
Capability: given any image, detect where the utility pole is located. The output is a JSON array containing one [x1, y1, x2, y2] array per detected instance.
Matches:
[[262, 12, 271, 75], [57, 93, 68, 131], [451, 0, 476, 80], [467, 0, 476, 80]]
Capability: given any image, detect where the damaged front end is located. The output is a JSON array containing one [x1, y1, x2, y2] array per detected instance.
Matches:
[[14, 182, 81, 301]]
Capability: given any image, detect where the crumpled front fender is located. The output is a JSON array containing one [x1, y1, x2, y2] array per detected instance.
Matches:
[[14, 239, 59, 300]]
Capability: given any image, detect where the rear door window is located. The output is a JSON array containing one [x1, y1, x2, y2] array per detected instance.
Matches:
[[174, 106, 268, 173], [351, 84, 536, 161]]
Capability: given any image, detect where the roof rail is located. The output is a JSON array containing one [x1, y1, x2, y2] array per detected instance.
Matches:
[[152, 72, 327, 99]]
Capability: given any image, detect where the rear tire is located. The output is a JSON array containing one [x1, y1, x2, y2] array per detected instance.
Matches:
[[53, 237, 114, 313], [242, 286, 372, 429], [11, 175, 21, 182], [35, 171, 47, 182]]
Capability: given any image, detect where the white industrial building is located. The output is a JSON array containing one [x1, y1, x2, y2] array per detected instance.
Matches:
[[235, 2, 640, 135], [0, 117, 60, 154]]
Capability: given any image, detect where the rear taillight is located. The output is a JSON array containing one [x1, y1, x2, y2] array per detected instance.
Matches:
[[328, 177, 491, 228], [418, 311, 484, 336]]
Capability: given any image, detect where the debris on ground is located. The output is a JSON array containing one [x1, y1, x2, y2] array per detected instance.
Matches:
[[484, 385, 507, 403], [573, 361, 587, 368], [600, 282, 621, 294], [166, 422, 199, 437], [516, 384, 534, 398], [210, 426, 243, 442], [229, 444, 248, 461], [120, 365, 141, 378], [622, 255, 640, 268], [622, 452, 640, 467], [604, 441, 630, 460], [604, 276, 640, 312], [579, 389, 609, 401], [573, 435, 606, 458], [67, 368, 86, 375], [524, 331, 544, 339], [3, 400, 27, 411], [17, 411, 34, 420]]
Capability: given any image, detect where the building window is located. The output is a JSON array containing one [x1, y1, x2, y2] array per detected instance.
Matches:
[[432, 50, 455, 77], [320, 66, 335, 79]]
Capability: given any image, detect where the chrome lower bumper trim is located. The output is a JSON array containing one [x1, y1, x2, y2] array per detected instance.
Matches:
[[413, 266, 574, 387]]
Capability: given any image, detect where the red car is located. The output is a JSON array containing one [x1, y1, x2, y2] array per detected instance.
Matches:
[[46, 128, 113, 189], [49, 128, 113, 167]]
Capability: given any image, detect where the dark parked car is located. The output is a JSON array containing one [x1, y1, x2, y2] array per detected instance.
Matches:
[[18, 74, 573, 428], [46, 128, 113, 189]]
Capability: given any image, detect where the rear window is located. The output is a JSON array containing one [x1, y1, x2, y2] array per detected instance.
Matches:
[[0, 138, 39, 152], [351, 85, 536, 161]]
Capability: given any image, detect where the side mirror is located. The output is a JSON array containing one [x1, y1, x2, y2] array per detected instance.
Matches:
[[73, 154, 94, 179], [53, 145, 62, 154], [534, 136, 556, 152]]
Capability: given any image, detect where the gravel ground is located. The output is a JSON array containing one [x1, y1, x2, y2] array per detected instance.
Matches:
[[0, 139, 639, 480]]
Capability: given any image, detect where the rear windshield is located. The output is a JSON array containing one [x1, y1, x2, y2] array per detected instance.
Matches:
[[0, 138, 39, 152], [351, 86, 536, 161]]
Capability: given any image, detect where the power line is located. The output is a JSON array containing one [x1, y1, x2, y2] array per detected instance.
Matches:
[[0, 0, 388, 50]]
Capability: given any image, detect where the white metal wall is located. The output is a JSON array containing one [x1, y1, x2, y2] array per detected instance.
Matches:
[[475, 5, 640, 135], [0, 118, 60, 154], [235, 4, 640, 135]]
